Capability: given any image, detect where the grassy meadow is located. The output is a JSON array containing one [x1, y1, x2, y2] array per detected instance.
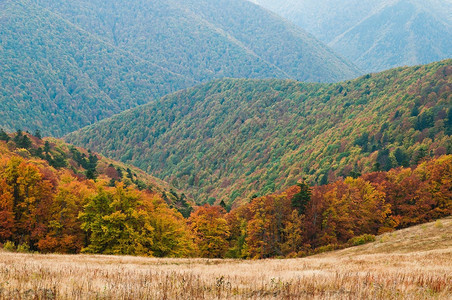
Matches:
[[0, 217, 451, 299]]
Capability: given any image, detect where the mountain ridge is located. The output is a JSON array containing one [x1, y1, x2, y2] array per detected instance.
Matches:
[[251, 0, 452, 72], [66, 59, 452, 205], [1, 0, 359, 136]]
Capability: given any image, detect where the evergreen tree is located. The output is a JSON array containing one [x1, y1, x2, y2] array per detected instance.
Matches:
[[34, 129, 42, 139], [0, 129, 10, 142], [291, 181, 311, 215]]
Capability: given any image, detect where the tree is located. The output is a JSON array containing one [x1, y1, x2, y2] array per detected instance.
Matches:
[[145, 194, 194, 257], [0, 157, 54, 248], [80, 184, 155, 255], [0, 129, 10, 142], [291, 181, 311, 215], [34, 129, 42, 139], [245, 195, 291, 258], [188, 205, 230, 258], [37, 174, 93, 253], [0, 178, 14, 241], [281, 210, 305, 257]]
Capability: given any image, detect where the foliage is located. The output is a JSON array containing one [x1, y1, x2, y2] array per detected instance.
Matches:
[[0, 131, 450, 258], [67, 60, 452, 205], [0, 132, 193, 255], [188, 205, 230, 258], [2, 241, 15, 252], [0, 0, 358, 136], [347, 234, 376, 246], [223, 155, 452, 258]]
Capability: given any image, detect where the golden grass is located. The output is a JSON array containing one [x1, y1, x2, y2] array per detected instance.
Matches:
[[1, 217, 451, 299]]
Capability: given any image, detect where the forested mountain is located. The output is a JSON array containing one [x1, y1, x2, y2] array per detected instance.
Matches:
[[66, 60, 452, 206], [0, 0, 359, 137], [251, 0, 452, 72], [33, 0, 359, 83], [0, 0, 193, 136]]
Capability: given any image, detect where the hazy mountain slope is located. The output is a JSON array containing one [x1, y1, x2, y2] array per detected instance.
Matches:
[[251, 0, 452, 72], [0, 0, 193, 136], [330, 0, 452, 72], [66, 60, 452, 204], [33, 0, 359, 82], [0, 0, 360, 137]]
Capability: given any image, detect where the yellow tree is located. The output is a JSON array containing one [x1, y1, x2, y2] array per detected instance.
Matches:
[[188, 205, 230, 258], [144, 193, 194, 257]]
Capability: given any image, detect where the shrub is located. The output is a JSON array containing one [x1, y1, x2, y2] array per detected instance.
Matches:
[[2, 241, 16, 252], [348, 234, 376, 246], [16, 243, 30, 253], [434, 220, 443, 228], [314, 244, 341, 254]]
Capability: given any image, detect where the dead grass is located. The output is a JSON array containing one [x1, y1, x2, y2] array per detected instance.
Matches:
[[1, 217, 451, 299]]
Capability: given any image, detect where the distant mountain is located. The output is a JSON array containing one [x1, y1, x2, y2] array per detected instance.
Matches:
[[251, 0, 452, 72], [66, 60, 452, 205], [0, 0, 359, 137]]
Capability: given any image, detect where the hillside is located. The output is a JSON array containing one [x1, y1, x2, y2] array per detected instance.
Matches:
[[0, 130, 192, 215], [330, 216, 452, 255], [1, 217, 450, 299], [33, 0, 358, 82], [1, 133, 450, 257], [251, 0, 452, 72], [0, 0, 193, 137], [66, 60, 452, 205], [0, 130, 197, 256], [0, 0, 359, 137]]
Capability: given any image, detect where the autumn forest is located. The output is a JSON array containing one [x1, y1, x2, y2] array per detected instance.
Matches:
[[1, 130, 450, 259]]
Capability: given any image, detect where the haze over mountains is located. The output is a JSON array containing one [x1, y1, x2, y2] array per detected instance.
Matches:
[[251, 0, 452, 72], [0, 0, 359, 137], [66, 60, 452, 205]]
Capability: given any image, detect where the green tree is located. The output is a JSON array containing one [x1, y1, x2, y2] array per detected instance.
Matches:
[[80, 184, 155, 255], [291, 181, 311, 215]]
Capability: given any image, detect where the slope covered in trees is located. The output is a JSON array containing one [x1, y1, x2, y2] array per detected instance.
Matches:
[[219, 155, 452, 258], [33, 0, 358, 82], [2, 130, 451, 258], [251, 0, 452, 72], [0, 0, 359, 136], [0, 0, 193, 136], [67, 60, 452, 206]]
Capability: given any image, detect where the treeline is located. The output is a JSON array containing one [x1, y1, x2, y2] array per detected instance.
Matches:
[[193, 155, 451, 258], [1, 130, 450, 257]]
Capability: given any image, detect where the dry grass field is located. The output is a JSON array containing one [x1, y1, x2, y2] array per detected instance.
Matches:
[[0, 217, 451, 299]]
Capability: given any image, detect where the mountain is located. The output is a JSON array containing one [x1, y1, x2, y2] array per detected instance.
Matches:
[[33, 0, 359, 82], [0, 0, 359, 137], [0, 0, 193, 137], [251, 0, 452, 72], [66, 59, 452, 205]]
